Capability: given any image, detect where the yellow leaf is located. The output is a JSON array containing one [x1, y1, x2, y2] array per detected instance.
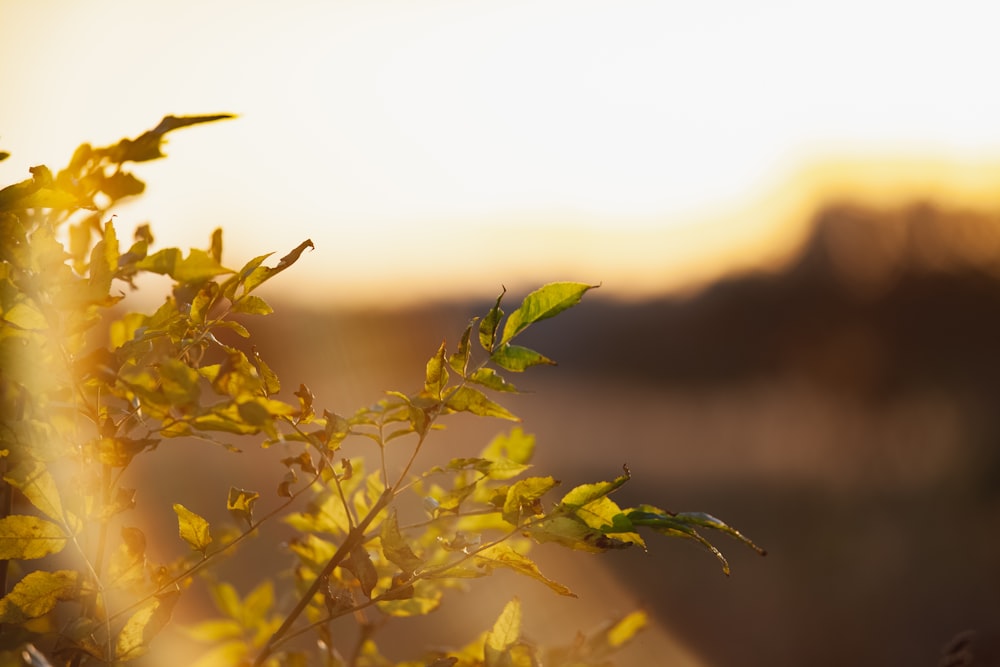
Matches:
[[485, 598, 521, 658], [0, 515, 66, 559], [173, 503, 212, 553], [607, 610, 648, 648], [115, 590, 180, 660], [3, 461, 77, 530], [0, 570, 78, 623]]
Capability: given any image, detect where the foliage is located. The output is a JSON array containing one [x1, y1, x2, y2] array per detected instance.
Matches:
[[0, 117, 765, 666]]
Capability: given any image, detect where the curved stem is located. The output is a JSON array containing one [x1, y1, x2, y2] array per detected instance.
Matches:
[[252, 487, 393, 666]]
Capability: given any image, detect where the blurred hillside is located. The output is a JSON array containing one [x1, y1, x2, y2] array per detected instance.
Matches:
[[233, 201, 1000, 666]]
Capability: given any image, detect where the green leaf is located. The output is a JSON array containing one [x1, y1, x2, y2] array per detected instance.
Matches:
[[474, 544, 576, 597], [0, 515, 67, 559], [0, 570, 78, 623], [445, 386, 518, 421], [626, 506, 765, 575], [499, 282, 597, 346], [526, 515, 632, 553], [670, 511, 767, 556], [227, 488, 260, 528], [173, 503, 212, 554], [490, 344, 555, 372], [380, 509, 424, 574], [116, 590, 180, 660], [478, 289, 505, 352]]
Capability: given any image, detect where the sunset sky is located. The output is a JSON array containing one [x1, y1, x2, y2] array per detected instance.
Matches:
[[3, 1, 1000, 306]]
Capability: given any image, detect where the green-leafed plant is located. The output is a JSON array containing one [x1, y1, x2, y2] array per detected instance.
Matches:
[[0, 117, 765, 666]]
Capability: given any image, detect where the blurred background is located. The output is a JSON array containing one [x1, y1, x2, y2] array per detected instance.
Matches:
[[3, 1, 1000, 665]]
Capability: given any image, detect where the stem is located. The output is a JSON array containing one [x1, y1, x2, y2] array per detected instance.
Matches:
[[252, 487, 393, 666], [107, 467, 322, 623]]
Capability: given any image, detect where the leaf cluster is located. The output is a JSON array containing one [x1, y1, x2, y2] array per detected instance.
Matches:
[[0, 118, 763, 667]]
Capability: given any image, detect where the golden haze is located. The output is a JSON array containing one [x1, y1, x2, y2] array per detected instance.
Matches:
[[260, 154, 1000, 308]]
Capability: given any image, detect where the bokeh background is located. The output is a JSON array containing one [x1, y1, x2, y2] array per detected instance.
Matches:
[[3, 2, 1000, 665]]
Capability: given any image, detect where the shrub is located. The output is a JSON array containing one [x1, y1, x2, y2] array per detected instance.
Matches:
[[0, 116, 764, 666]]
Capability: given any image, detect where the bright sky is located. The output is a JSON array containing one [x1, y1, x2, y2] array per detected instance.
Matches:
[[3, 1, 1000, 306]]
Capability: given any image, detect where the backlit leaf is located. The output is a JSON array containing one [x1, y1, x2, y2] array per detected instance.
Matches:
[[478, 289, 505, 352], [481, 428, 535, 465], [189, 640, 248, 667], [671, 511, 767, 556], [380, 509, 424, 574], [558, 469, 630, 509], [231, 295, 273, 316], [0, 570, 78, 623], [115, 590, 180, 660], [502, 476, 558, 525], [527, 515, 632, 553], [0, 515, 66, 559], [468, 367, 517, 392], [485, 598, 521, 665], [499, 282, 597, 345], [448, 322, 474, 375], [173, 248, 232, 284], [2, 301, 46, 331], [626, 506, 766, 575], [108, 527, 147, 590], [490, 344, 555, 372], [607, 610, 648, 648], [344, 546, 378, 598], [227, 488, 260, 527], [376, 579, 442, 617], [173, 503, 212, 554], [424, 341, 449, 399], [474, 544, 575, 597], [445, 386, 518, 422], [4, 461, 75, 529]]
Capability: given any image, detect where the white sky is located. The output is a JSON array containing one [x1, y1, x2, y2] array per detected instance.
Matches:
[[3, 1, 1000, 306]]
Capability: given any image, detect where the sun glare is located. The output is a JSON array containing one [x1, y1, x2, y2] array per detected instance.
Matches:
[[3, 1, 1000, 306]]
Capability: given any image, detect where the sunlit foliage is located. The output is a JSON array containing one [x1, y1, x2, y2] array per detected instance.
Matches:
[[0, 118, 764, 666]]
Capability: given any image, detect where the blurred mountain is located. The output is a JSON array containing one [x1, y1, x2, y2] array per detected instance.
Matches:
[[519, 200, 1000, 400]]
